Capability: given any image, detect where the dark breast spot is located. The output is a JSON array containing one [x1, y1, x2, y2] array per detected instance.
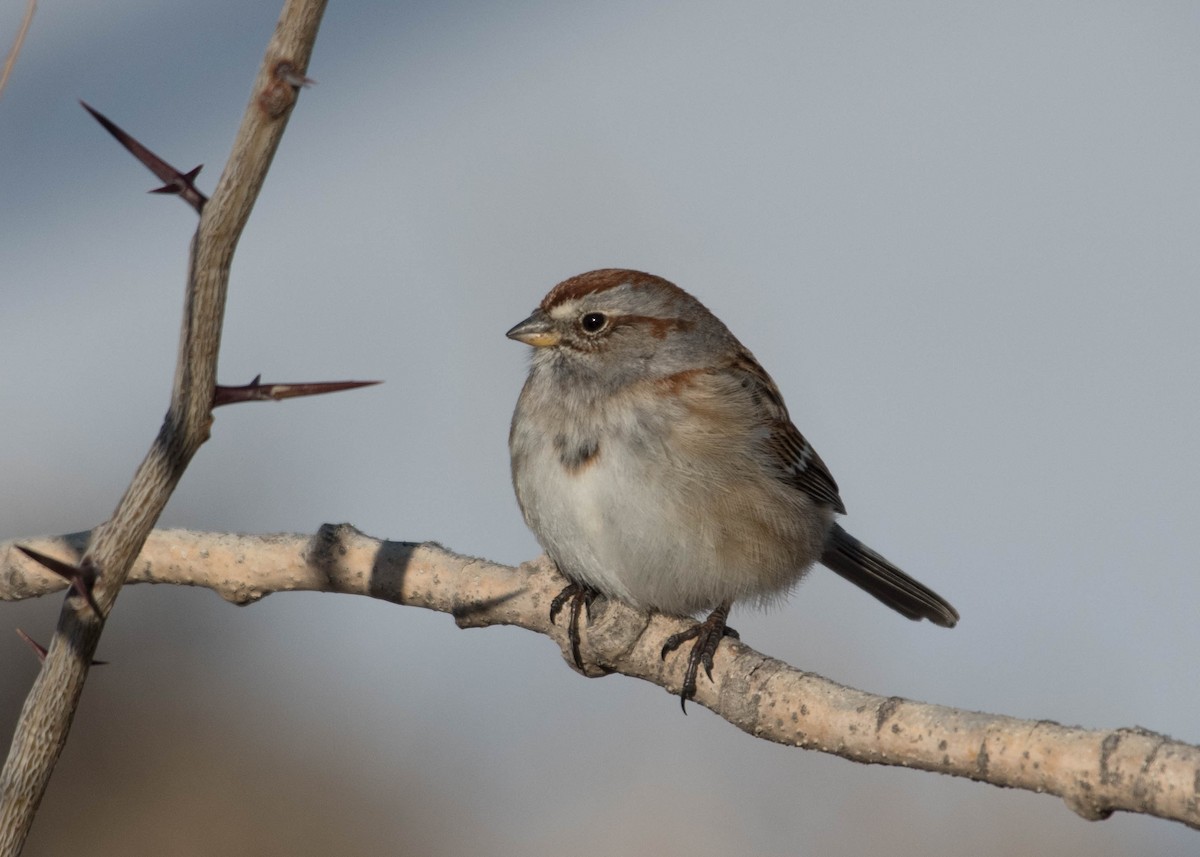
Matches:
[[554, 433, 601, 473]]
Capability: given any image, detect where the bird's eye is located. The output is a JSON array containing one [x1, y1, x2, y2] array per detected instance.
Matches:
[[580, 312, 608, 334]]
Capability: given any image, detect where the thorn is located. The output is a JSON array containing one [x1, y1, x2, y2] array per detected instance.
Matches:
[[15, 628, 108, 666], [16, 545, 103, 616], [80, 101, 208, 213], [149, 164, 203, 195], [15, 628, 46, 661], [276, 61, 315, 89], [259, 61, 314, 118], [212, 377, 381, 407]]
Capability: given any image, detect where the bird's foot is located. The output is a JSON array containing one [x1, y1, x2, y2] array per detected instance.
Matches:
[[549, 581, 600, 670], [660, 601, 739, 713]]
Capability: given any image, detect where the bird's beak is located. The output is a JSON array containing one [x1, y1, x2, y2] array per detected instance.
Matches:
[[506, 311, 561, 348]]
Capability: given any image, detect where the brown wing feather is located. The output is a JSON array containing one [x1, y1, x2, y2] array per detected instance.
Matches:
[[730, 350, 847, 514]]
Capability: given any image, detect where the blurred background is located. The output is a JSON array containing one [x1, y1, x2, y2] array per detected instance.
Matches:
[[2, 1, 1199, 854]]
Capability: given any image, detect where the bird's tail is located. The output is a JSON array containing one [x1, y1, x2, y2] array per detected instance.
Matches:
[[819, 524, 959, 628]]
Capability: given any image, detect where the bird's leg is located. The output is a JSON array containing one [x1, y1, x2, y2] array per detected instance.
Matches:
[[549, 581, 600, 670], [660, 600, 739, 712]]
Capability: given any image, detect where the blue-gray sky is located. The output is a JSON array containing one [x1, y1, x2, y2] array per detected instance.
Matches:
[[3, 2, 1199, 854]]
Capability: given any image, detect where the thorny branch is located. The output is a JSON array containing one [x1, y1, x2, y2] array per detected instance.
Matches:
[[0, 2, 328, 854]]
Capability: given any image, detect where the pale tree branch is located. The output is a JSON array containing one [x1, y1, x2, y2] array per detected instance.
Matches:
[[0, 2, 327, 853], [3, 526, 1197, 831]]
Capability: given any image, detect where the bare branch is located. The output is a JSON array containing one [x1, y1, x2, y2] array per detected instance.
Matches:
[[4, 527, 1197, 831], [0, 0, 35, 101], [0, 2, 327, 852]]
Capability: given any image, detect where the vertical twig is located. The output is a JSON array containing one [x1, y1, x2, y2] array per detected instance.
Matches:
[[0, 1, 327, 853], [0, 0, 36, 101]]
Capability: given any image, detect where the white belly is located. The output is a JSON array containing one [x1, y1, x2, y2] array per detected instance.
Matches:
[[512, 399, 831, 616]]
